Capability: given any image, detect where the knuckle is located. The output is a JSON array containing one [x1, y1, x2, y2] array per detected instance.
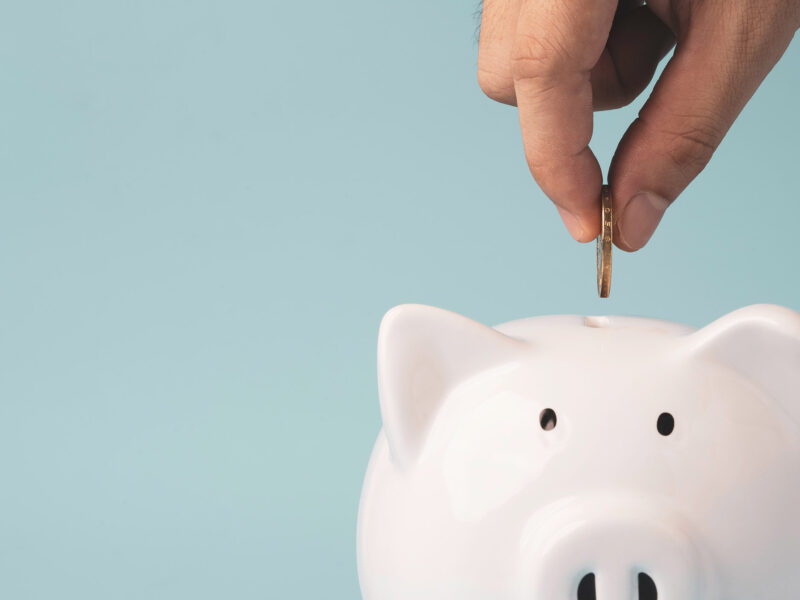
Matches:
[[510, 32, 569, 81], [477, 65, 516, 104], [659, 117, 723, 176]]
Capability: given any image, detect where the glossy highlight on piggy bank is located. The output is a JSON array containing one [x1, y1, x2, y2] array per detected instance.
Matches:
[[357, 304, 800, 599]]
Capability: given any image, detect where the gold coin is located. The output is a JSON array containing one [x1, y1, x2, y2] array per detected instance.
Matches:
[[596, 185, 612, 298]]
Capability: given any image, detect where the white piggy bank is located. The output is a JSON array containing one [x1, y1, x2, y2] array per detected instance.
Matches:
[[357, 304, 800, 600]]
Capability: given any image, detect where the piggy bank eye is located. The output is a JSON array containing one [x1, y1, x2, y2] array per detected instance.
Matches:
[[539, 408, 557, 431], [657, 412, 675, 436]]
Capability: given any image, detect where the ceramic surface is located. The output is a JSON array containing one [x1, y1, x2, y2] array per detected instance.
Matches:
[[357, 304, 800, 599]]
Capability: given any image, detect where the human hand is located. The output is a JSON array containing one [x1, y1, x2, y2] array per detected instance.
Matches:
[[478, 0, 800, 250]]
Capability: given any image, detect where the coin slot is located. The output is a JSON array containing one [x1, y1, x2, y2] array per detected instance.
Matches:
[[657, 412, 675, 436], [539, 408, 557, 431], [584, 316, 610, 328], [638, 572, 658, 599], [577, 572, 596, 600]]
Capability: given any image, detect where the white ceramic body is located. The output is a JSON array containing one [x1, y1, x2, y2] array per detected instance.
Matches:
[[357, 304, 800, 600]]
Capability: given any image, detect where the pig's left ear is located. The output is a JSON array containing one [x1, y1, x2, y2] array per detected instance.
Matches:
[[378, 304, 525, 468], [687, 304, 800, 421]]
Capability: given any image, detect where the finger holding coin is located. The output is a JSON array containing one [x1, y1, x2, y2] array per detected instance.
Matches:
[[597, 185, 613, 298]]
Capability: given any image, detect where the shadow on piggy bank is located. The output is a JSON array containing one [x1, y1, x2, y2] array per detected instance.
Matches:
[[357, 304, 800, 600]]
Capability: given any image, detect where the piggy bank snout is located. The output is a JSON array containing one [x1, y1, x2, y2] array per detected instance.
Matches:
[[523, 497, 708, 600]]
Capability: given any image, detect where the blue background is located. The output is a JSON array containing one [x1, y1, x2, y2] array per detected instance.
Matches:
[[1, 1, 798, 598]]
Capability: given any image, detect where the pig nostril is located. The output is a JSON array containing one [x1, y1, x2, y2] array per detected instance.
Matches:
[[539, 408, 557, 431], [576, 573, 596, 600], [638, 572, 658, 600], [657, 412, 675, 436]]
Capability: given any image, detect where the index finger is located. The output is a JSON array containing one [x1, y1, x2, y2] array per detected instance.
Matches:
[[512, 0, 617, 241]]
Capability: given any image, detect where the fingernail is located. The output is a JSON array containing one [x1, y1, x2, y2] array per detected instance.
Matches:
[[618, 191, 670, 250], [557, 207, 587, 241]]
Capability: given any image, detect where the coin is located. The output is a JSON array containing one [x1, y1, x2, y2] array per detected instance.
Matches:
[[596, 185, 612, 298]]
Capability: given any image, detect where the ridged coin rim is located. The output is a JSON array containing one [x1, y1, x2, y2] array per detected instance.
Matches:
[[596, 185, 613, 298]]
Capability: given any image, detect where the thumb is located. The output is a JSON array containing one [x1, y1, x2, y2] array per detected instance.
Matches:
[[608, 2, 798, 251]]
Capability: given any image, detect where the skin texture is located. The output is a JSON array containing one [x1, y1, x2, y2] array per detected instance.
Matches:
[[478, 0, 800, 250]]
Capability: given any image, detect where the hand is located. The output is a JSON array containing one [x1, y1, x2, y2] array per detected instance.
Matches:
[[478, 0, 800, 250]]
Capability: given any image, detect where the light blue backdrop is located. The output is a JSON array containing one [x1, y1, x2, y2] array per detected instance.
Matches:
[[1, 1, 798, 598]]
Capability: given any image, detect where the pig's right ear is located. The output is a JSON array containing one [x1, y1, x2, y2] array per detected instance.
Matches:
[[686, 304, 800, 423], [377, 304, 525, 468]]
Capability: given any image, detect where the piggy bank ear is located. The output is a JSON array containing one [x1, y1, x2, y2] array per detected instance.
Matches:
[[687, 304, 800, 422], [378, 304, 525, 468]]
